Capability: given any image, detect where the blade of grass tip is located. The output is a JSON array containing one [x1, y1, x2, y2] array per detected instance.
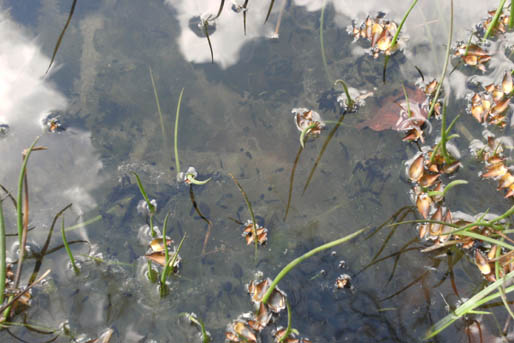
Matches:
[[427, 0, 453, 119], [264, 0, 275, 23], [160, 212, 171, 289], [425, 270, 514, 339], [148, 66, 167, 143], [202, 21, 215, 64], [61, 217, 79, 274], [168, 233, 186, 273], [484, 0, 507, 41], [0, 199, 6, 305], [261, 227, 366, 304], [45, 0, 77, 75], [383, 0, 419, 83], [320, 0, 331, 84], [303, 112, 345, 194], [174, 88, 184, 176], [16, 137, 40, 246], [243, 0, 249, 35], [189, 185, 213, 256], [229, 173, 259, 254], [334, 79, 354, 109], [299, 123, 317, 148], [132, 173, 154, 213], [284, 146, 303, 221], [180, 313, 211, 343]]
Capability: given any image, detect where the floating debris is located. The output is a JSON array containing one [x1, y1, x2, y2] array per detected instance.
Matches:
[[471, 132, 514, 198], [454, 43, 491, 72], [334, 274, 353, 290], [0, 124, 8, 138], [349, 14, 403, 58], [242, 220, 268, 246], [41, 112, 65, 132], [476, 8, 512, 37], [272, 326, 311, 343], [467, 71, 512, 128]]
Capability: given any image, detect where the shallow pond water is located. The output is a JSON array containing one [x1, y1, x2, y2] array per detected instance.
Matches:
[[0, 0, 513, 342]]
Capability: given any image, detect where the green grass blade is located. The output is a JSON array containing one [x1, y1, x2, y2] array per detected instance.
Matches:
[[45, 0, 77, 75], [160, 212, 171, 286], [202, 22, 214, 64], [425, 270, 514, 339], [132, 173, 154, 214], [61, 217, 79, 274], [484, 0, 507, 40], [17, 137, 40, 246], [174, 88, 184, 176], [383, 0, 419, 82], [148, 66, 167, 142]]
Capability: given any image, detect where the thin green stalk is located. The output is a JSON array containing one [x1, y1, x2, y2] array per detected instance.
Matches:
[[261, 227, 366, 304], [212, 0, 225, 20], [160, 212, 171, 287], [279, 300, 293, 342], [300, 123, 318, 148], [16, 137, 40, 246], [426, 179, 468, 198], [0, 199, 6, 305], [61, 217, 79, 274], [383, 0, 419, 82], [149, 66, 166, 142], [229, 173, 259, 255], [320, 0, 330, 84], [133, 172, 156, 237], [510, 0, 514, 29], [174, 88, 184, 176], [494, 239, 514, 320], [484, 0, 507, 40], [427, 0, 453, 119], [284, 146, 303, 221]]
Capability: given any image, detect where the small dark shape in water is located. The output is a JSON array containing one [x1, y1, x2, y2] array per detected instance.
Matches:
[[41, 111, 65, 132], [189, 16, 216, 38], [0, 124, 9, 138], [317, 88, 340, 113]]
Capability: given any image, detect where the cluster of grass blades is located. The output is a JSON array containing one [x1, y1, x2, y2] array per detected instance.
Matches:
[[0, 138, 92, 339]]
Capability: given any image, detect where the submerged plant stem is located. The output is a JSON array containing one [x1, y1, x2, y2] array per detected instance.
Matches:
[[261, 227, 366, 304], [320, 0, 331, 84], [265, 0, 275, 23], [284, 146, 303, 221], [189, 185, 213, 256], [0, 200, 5, 306], [174, 88, 185, 176], [229, 173, 259, 255], [149, 66, 167, 142], [303, 112, 345, 194], [46, 0, 77, 75], [428, 0, 453, 119]]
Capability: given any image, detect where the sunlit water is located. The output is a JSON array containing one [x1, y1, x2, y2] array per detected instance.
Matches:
[[0, 0, 513, 342]]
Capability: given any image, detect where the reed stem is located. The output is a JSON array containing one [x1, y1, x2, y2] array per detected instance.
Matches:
[[61, 217, 79, 274], [174, 88, 184, 176]]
